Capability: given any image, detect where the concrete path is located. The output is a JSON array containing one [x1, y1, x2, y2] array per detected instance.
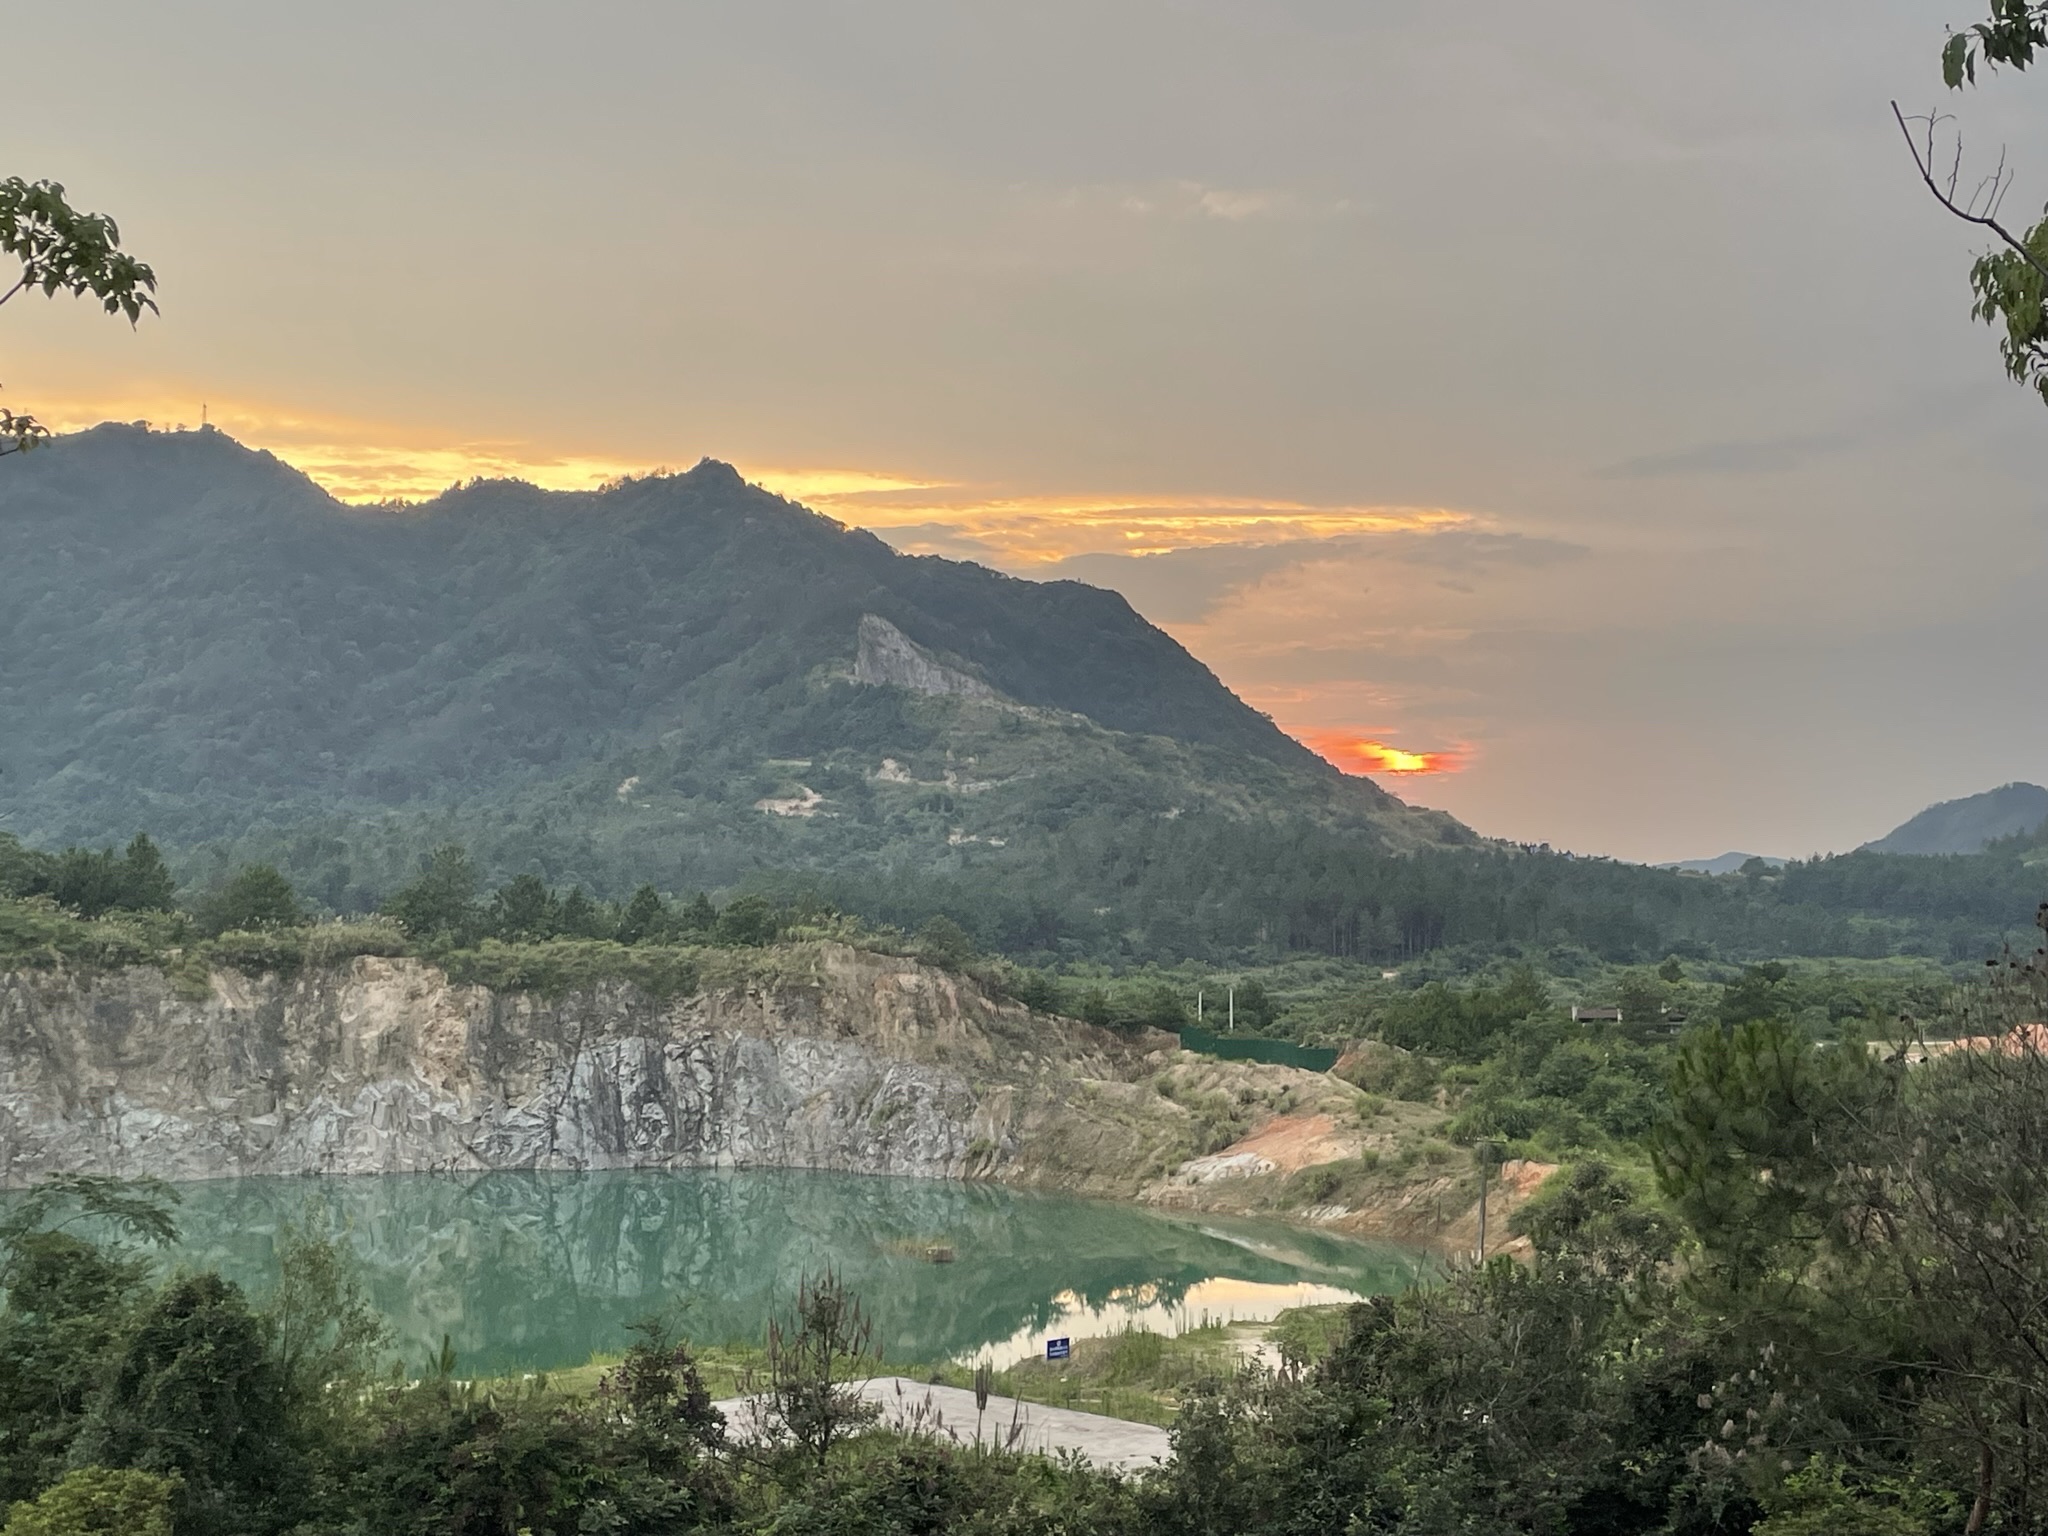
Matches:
[[711, 1376, 1173, 1472]]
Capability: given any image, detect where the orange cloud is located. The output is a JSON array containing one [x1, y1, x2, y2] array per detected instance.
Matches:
[[27, 399, 1482, 565], [1302, 732, 1468, 776], [741, 469, 1476, 563], [30, 393, 651, 501]]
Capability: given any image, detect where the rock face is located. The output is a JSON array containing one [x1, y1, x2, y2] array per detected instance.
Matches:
[[852, 614, 995, 700], [0, 944, 1150, 1187]]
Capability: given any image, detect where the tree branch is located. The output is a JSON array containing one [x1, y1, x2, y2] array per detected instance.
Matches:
[[1894, 101, 2048, 283]]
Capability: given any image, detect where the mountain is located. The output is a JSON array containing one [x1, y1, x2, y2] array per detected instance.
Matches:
[[0, 424, 1467, 936], [1862, 782, 2048, 856], [1655, 852, 1787, 876]]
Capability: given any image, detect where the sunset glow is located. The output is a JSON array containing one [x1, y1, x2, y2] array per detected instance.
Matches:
[[779, 487, 1474, 563], [1304, 733, 1468, 776], [27, 395, 1480, 563], [30, 395, 650, 502]]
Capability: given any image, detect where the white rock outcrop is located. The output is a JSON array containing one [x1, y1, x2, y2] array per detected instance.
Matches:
[[852, 614, 995, 699]]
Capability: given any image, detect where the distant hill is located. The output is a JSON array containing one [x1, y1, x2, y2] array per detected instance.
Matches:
[[1656, 852, 1787, 876], [0, 424, 1466, 933], [1862, 782, 2048, 856]]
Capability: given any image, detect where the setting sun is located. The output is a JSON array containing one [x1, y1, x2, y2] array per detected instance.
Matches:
[[1304, 732, 1467, 776]]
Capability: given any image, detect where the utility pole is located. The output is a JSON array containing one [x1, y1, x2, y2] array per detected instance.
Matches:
[[1476, 1160, 1487, 1264], [1475, 1140, 1503, 1263]]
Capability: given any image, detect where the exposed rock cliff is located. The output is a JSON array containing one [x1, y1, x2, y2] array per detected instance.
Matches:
[[0, 944, 1159, 1187], [0, 941, 1529, 1252], [851, 614, 997, 700]]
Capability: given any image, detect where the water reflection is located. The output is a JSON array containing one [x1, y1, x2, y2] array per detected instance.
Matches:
[[158, 1169, 1426, 1375]]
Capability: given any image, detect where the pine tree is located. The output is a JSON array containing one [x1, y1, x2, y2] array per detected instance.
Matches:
[[118, 834, 177, 912], [615, 884, 669, 945]]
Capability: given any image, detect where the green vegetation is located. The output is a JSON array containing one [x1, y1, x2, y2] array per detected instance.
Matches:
[[1917, 1, 2048, 407], [0, 177, 157, 455], [935, 1322, 1243, 1428], [13, 425, 2048, 973], [0, 424, 1390, 895], [11, 928, 2048, 1532]]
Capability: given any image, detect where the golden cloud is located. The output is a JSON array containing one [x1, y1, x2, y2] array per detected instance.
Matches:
[[28, 400, 1474, 563], [740, 467, 1477, 563], [31, 394, 651, 502]]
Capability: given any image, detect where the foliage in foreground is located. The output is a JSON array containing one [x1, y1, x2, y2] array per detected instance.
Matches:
[[12, 920, 2048, 1532]]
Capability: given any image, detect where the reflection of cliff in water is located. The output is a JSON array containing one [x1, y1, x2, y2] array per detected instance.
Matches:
[[162, 1170, 1425, 1373]]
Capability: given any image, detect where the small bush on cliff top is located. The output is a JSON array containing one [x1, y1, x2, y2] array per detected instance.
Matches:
[[202, 929, 307, 978], [299, 918, 409, 967], [437, 938, 702, 1000], [0, 897, 182, 971]]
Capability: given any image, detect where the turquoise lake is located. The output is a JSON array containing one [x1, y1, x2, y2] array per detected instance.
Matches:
[[149, 1170, 1427, 1376]]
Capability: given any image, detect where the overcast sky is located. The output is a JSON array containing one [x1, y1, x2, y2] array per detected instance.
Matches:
[[8, 1, 2047, 861]]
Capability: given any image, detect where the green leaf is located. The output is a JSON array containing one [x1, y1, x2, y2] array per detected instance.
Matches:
[[1943, 33, 1971, 88]]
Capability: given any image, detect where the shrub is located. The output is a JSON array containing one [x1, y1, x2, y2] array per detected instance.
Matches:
[[300, 918, 409, 968], [715, 895, 780, 948], [438, 939, 701, 1001], [1105, 1328, 1166, 1384], [1, 1467, 179, 1536], [203, 929, 306, 978], [0, 899, 179, 972]]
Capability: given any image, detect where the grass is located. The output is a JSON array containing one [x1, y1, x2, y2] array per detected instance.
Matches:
[[466, 1308, 1365, 1432], [931, 1320, 1258, 1427], [483, 1338, 769, 1404]]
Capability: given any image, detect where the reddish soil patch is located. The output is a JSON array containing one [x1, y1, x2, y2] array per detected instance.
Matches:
[[1215, 1112, 1359, 1174]]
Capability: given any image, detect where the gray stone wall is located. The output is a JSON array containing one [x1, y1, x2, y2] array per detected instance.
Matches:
[[0, 945, 1129, 1187]]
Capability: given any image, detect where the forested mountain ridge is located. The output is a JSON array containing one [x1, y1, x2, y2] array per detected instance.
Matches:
[[1862, 781, 2048, 855], [0, 424, 1465, 922]]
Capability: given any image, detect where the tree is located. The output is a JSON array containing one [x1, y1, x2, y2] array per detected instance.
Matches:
[[595, 1315, 723, 1464], [116, 836, 176, 913], [195, 864, 302, 936], [0, 1179, 178, 1505], [1613, 968, 1666, 1023], [1648, 1015, 1873, 1292], [0, 179, 157, 455], [381, 845, 480, 943], [1896, 5, 2048, 406], [70, 1274, 305, 1536], [715, 893, 779, 948], [555, 886, 608, 939], [485, 873, 557, 941], [1716, 961, 1792, 1031], [913, 914, 975, 970], [614, 884, 670, 945], [0, 837, 174, 916], [256, 1215, 390, 1417], [1646, 926, 2048, 1532], [679, 892, 719, 937], [755, 1270, 880, 1470], [0, 1467, 178, 1536]]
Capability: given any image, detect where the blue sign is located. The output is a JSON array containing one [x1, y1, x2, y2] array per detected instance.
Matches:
[[1045, 1337, 1072, 1361]]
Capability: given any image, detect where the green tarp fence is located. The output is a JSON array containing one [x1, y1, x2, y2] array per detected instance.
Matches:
[[1176, 1025, 1339, 1073]]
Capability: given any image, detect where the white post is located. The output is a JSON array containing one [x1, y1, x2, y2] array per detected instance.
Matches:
[[1477, 1161, 1488, 1264], [1228, 985, 1235, 1031], [1196, 988, 1203, 1024]]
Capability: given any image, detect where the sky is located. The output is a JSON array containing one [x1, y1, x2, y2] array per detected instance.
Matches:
[[6, 1, 2048, 862]]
